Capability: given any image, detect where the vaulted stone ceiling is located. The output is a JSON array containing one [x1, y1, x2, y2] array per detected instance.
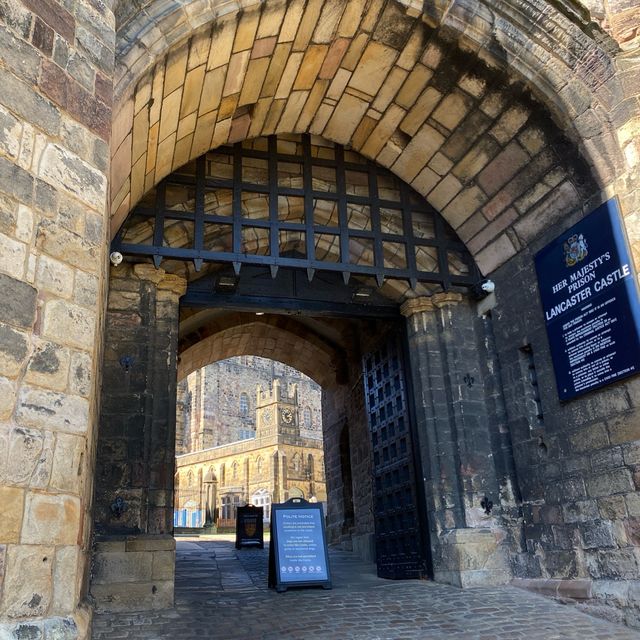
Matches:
[[110, 0, 628, 276]]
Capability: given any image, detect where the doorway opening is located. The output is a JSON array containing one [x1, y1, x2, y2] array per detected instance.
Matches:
[[92, 133, 480, 612], [173, 355, 326, 532]]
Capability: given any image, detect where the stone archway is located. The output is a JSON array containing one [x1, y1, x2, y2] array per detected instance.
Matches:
[[92, 0, 640, 625], [107, 0, 634, 278]]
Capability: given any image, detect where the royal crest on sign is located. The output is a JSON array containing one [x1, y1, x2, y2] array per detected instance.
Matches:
[[563, 233, 588, 267]]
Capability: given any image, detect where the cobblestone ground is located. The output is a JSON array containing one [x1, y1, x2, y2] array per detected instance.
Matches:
[[92, 537, 640, 639]]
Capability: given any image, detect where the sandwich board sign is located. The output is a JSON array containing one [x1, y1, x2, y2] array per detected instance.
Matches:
[[268, 497, 332, 592], [235, 505, 264, 549], [534, 198, 640, 401]]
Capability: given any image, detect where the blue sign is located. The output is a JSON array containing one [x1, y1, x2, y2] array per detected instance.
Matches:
[[535, 198, 640, 401], [269, 498, 331, 592]]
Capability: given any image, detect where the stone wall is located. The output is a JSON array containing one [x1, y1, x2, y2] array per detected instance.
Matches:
[[94, 264, 185, 536], [323, 377, 375, 557], [488, 212, 640, 626], [0, 1, 114, 637], [91, 264, 185, 613]]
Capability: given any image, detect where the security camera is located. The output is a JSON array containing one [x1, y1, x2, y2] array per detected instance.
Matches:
[[109, 251, 123, 266], [481, 279, 495, 294], [471, 278, 496, 299]]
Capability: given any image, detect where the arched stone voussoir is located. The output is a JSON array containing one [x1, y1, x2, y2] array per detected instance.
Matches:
[[111, 0, 627, 277], [177, 315, 343, 387]]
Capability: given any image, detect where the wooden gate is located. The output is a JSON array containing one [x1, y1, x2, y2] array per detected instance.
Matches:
[[363, 333, 428, 579]]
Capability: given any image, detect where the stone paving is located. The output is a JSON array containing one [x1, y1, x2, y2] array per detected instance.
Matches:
[[92, 537, 640, 639]]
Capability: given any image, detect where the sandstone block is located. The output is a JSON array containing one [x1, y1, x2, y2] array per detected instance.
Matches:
[[293, 44, 327, 91], [92, 551, 153, 585], [400, 86, 441, 136], [475, 233, 517, 274], [68, 350, 92, 398], [348, 41, 397, 97], [626, 493, 640, 517], [52, 546, 79, 614], [513, 182, 580, 244], [0, 231, 26, 280], [477, 141, 529, 197], [0, 67, 60, 136], [25, 340, 70, 391], [91, 580, 173, 613], [392, 123, 445, 183], [73, 270, 100, 308], [152, 551, 175, 580], [0, 273, 36, 329], [223, 50, 250, 97], [607, 414, 640, 445], [442, 185, 487, 230], [2, 425, 54, 488], [50, 433, 85, 494], [38, 143, 107, 213], [0, 375, 16, 419], [432, 91, 473, 131], [568, 423, 609, 453], [490, 105, 530, 144], [395, 64, 433, 109], [0, 323, 29, 378], [15, 204, 34, 243], [0, 104, 22, 159], [586, 469, 634, 498], [16, 386, 89, 434], [124, 535, 175, 552], [42, 300, 95, 350], [323, 93, 368, 145], [427, 174, 463, 212], [22, 492, 81, 545], [0, 486, 24, 542], [1, 545, 53, 618]]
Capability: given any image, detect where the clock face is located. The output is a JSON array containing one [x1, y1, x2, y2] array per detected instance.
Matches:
[[281, 408, 293, 424], [262, 408, 272, 424]]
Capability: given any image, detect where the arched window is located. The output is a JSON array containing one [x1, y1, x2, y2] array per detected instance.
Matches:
[[187, 470, 194, 487], [240, 393, 249, 416], [303, 406, 312, 428], [256, 456, 263, 475], [251, 488, 271, 520], [232, 461, 239, 480], [291, 453, 301, 472]]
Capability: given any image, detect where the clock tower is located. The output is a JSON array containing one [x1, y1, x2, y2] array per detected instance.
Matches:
[[255, 378, 300, 441]]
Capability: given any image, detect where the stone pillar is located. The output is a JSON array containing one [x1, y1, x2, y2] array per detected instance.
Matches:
[[401, 294, 511, 587], [90, 264, 186, 612]]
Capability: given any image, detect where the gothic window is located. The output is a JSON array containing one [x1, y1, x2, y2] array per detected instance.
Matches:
[[303, 406, 312, 428], [256, 456, 263, 475], [252, 489, 271, 520], [187, 471, 194, 486], [240, 392, 249, 416], [232, 461, 239, 480], [291, 453, 301, 472], [221, 496, 232, 519]]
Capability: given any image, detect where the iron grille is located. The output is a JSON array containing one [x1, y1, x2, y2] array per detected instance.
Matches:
[[113, 134, 479, 291]]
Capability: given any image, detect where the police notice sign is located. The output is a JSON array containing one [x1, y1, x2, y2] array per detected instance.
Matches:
[[535, 198, 640, 401]]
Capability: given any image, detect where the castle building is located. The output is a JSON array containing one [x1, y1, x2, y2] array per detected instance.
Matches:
[[174, 358, 326, 527], [1, 1, 640, 636]]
